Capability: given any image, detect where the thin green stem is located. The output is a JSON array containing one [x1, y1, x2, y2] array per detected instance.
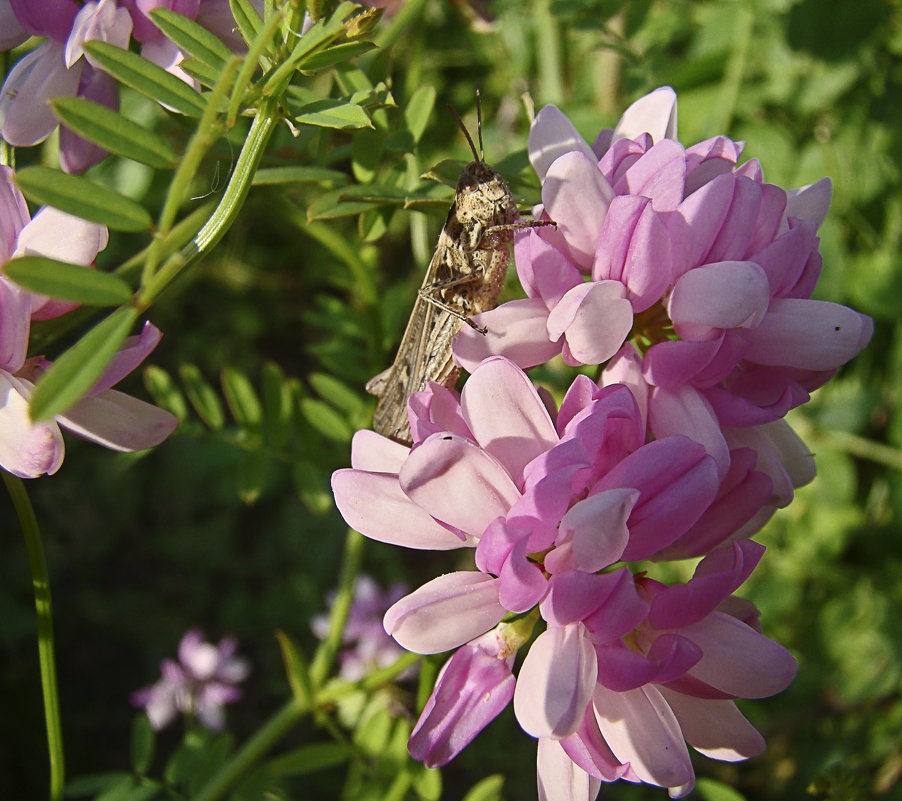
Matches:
[[3, 473, 64, 801], [309, 528, 366, 687]]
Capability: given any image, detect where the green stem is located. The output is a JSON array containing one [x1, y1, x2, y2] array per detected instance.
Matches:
[[310, 528, 365, 688], [190, 697, 304, 801], [3, 473, 64, 801]]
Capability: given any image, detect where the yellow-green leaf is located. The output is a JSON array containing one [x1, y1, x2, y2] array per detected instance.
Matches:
[[4, 256, 133, 306]]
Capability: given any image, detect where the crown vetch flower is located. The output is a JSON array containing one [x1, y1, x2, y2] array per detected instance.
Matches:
[[131, 628, 250, 731], [332, 357, 792, 798], [453, 87, 872, 490], [0, 167, 177, 477]]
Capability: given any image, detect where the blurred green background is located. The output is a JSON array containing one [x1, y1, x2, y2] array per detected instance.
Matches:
[[2, 0, 900, 798]]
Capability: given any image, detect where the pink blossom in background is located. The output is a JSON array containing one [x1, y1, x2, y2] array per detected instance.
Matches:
[[332, 357, 795, 798], [311, 574, 413, 682], [0, 166, 177, 477], [131, 628, 250, 731]]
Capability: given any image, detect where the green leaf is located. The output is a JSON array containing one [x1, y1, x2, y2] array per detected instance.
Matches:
[[267, 742, 349, 776], [695, 777, 748, 801], [51, 97, 178, 168], [308, 372, 364, 416], [405, 84, 436, 144], [179, 364, 225, 430], [298, 40, 376, 70], [292, 459, 334, 515], [143, 365, 189, 421], [94, 775, 162, 801], [299, 397, 352, 441], [461, 775, 505, 801], [150, 8, 233, 70], [294, 99, 373, 129], [275, 630, 313, 707], [14, 167, 153, 232], [4, 257, 133, 306], [64, 772, 133, 797], [252, 166, 349, 186], [84, 41, 206, 117], [235, 449, 270, 504], [130, 714, 156, 775], [178, 57, 221, 89], [229, 0, 263, 44], [261, 362, 293, 448], [221, 366, 262, 431], [29, 307, 138, 423]]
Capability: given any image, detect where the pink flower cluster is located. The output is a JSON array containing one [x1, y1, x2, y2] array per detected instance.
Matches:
[[332, 87, 872, 800], [0, 166, 176, 477], [0, 0, 258, 173]]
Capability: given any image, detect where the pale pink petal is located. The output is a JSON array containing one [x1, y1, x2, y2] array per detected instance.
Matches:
[[0, 278, 31, 372], [0, 2, 28, 50], [743, 299, 873, 370], [537, 738, 602, 801], [612, 86, 678, 144], [461, 356, 558, 484], [679, 611, 798, 698], [65, 0, 133, 68], [0, 40, 82, 146], [331, 469, 468, 550], [542, 152, 614, 267], [14, 206, 109, 264], [383, 572, 505, 654], [140, 38, 197, 91], [658, 689, 765, 762], [349, 429, 409, 473], [560, 488, 638, 572], [0, 165, 30, 262], [528, 105, 598, 182], [600, 344, 648, 435], [399, 433, 520, 535], [617, 139, 687, 211], [546, 281, 633, 366], [56, 388, 177, 451], [514, 623, 597, 738], [784, 177, 831, 231], [648, 385, 730, 478], [668, 261, 770, 337], [593, 684, 694, 793], [454, 300, 561, 372], [0, 372, 64, 477]]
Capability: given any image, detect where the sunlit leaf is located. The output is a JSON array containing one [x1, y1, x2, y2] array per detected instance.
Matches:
[[29, 306, 139, 422], [275, 630, 313, 707], [221, 366, 262, 431], [84, 41, 206, 117], [15, 167, 153, 232], [299, 40, 376, 71], [51, 97, 178, 169], [299, 397, 352, 441], [229, 0, 263, 45], [143, 365, 189, 422], [149, 8, 233, 70], [4, 256, 133, 306], [405, 84, 436, 144], [294, 99, 373, 129], [252, 166, 349, 186]]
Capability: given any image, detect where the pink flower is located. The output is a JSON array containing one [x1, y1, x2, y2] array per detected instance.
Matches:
[[332, 357, 790, 797], [453, 87, 872, 485], [0, 0, 131, 172], [131, 628, 250, 731], [0, 167, 177, 477]]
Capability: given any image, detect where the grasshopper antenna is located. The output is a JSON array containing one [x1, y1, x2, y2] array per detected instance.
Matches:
[[475, 87, 485, 162], [447, 103, 481, 164]]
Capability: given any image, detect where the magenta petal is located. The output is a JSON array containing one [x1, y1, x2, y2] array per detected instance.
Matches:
[[658, 689, 765, 762], [454, 300, 561, 372], [0, 166, 30, 262], [537, 738, 602, 801], [515, 227, 584, 305], [679, 611, 798, 698], [400, 432, 520, 534], [668, 261, 770, 336], [528, 104, 598, 182], [612, 86, 678, 144], [542, 152, 614, 267], [546, 281, 633, 366], [409, 633, 515, 767], [461, 356, 558, 484], [0, 373, 64, 478], [87, 322, 161, 395], [57, 388, 177, 451], [593, 683, 694, 793], [384, 572, 505, 654], [743, 299, 873, 370], [331, 469, 468, 550], [515, 623, 597, 738], [618, 139, 687, 211]]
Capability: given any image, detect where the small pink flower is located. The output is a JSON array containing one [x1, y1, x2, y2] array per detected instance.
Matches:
[[131, 628, 250, 731]]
